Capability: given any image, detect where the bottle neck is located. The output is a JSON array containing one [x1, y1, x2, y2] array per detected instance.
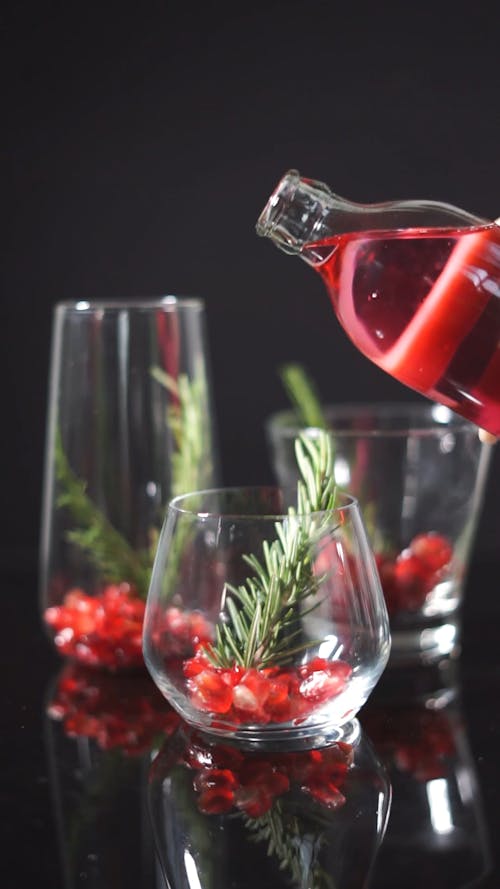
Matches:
[[256, 170, 489, 266], [256, 170, 345, 264]]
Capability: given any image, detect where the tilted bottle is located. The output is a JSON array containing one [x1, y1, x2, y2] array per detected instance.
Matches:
[[256, 170, 500, 435]]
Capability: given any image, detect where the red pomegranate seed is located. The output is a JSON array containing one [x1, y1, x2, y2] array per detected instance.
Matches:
[[393, 552, 428, 611], [232, 669, 271, 719], [409, 532, 453, 573], [299, 660, 352, 703], [188, 669, 234, 713]]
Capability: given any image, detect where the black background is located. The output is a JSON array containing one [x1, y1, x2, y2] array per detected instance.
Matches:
[[3, 1, 500, 567], [2, 6, 500, 887]]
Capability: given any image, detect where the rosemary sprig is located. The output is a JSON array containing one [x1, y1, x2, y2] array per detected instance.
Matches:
[[150, 366, 213, 497], [55, 435, 153, 596], [278, 363, 386, 554], [279, 363, 328, 429], [55, 365, 211, 599], [243, 801, 336, 888], [208, 430, 336, 669]]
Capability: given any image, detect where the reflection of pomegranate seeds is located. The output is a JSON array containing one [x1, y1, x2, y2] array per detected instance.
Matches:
[[182, 730, 352, 817], [47, 662, 179, 754], [197, 785, 235, 814], [304, 779, 345, 808], [363, 704, 456, 782]]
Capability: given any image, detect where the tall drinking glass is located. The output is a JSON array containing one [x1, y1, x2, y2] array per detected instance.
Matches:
[[40, 297, 218, 672]]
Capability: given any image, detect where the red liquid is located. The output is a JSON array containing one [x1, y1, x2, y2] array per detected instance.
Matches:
[[309, 223, 500, 434]]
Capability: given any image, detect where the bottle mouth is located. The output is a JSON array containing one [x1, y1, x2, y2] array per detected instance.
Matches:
[[256, 169, 303, 253]]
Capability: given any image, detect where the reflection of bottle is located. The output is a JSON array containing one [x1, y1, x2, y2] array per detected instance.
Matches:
[[362, 662, 492, 888], [45, 666, 179, 888], [257, 171, 500, 435], [148, 721, 391, 889]]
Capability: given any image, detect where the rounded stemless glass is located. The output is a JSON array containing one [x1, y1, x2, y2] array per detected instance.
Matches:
[[143, 486, 391, 749], [266, 402, 491, 665], [40, 297, 219, 673]]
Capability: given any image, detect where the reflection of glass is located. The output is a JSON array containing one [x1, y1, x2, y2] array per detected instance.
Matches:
[[143, 481, 390, 748], [148, 722, 391, 889], [45, 667, 179, 888], [40, 297, 218, 672], [362, 662, 492, 888], [267, 403, 491, 665]]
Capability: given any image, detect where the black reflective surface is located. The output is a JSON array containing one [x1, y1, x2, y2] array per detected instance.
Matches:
[[4, 560, 500, 888]]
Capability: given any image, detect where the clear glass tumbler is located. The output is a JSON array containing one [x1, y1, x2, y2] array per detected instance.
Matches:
[[266, 402, 492, 665], [143, 484, 390, 749], [40, 297, 218, 672]]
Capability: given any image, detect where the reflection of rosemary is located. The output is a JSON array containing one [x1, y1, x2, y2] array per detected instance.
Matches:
[[56, 368, 210, 599], [244, 803, 335, 889], [208, 431, 336, 669]]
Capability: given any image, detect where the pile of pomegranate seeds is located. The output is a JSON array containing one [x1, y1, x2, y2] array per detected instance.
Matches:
[[182, 731, 353, 816], [375, 531, 453, 616], [44, 584, 213, 672], [183, 651, 352, 725], [47, 663, 180, 755], [44, 583, 145, 670]]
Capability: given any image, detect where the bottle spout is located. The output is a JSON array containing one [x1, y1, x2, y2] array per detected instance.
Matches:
[[256, 169, 338, 258], [256, 169, 304, 254]]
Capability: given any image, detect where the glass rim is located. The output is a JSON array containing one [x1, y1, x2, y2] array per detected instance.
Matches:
[[54, 295, 204, 312], [168, 485, 358, 520], [267, 401, 478, 438]]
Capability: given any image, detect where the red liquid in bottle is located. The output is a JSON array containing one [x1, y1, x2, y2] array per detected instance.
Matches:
[[309, 223, 500, 434]]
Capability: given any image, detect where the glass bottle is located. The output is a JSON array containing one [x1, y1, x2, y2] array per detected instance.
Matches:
[[256, 170, 500, 435]]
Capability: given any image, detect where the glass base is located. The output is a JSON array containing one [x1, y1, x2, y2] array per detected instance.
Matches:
[[194, 717, 361, 752], [388, 616, 461, 667]]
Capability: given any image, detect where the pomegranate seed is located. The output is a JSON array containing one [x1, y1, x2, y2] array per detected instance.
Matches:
[[410, 532, 453, 573], [188, 669, 234, 713], [299, 660, 352, 703], [393, 552, 428, 611]]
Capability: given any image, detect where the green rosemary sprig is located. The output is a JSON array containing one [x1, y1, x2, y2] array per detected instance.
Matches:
[[208, 430, 336, 670], [279, 362, 387, 555], [55, 365, 211, 599], [279, 363, 328, 429], [55, 435, 153, 596], [150, 365, 213, 497]]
